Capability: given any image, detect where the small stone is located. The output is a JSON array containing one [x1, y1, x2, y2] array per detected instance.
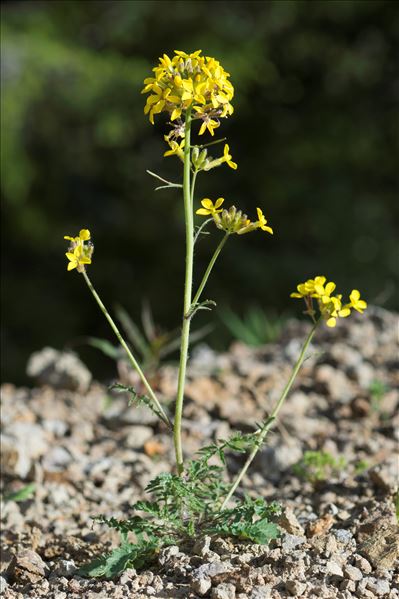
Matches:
[[0, 577, 8, 593], [281, 533, 307, 552], [211, 582, 236, 599], [7, 549, 49, 585], [307, 514, 334, 537], [370, 458, 399, 492], [158, 545, 180, 566], [340, 579, 356, 592], [333, 529, 353, 546], [1, 422, 48, 477], [125, 426, 153, 449], [315, 365, 353, 402], [51, 559, 77, 578], [326, 560, 344, 577], [190, 576, 212, 596], [27, 347, 91, 392], [43, 447, 73, 472], [353, 555, 372, 574], [262, 440, 303, 474], [277, 507, 305, 535], [68, 578, 82, 593], [365, 577, 390, 596], [193, 535, 212, 556], [119, 568, 137, 585], [250, 585, 272, 599], [344, 564, 363, 581], [285, 580, 307, 595], [192, 561, 233, 579]]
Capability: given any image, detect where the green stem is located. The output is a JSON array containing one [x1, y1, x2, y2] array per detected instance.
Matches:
[[221, 320, 319, 509], [192, 233, 229, 307], [190, 170, 198, 211], [174, 108, 193, 475], [193, 217, 213, 246], [81, 270, 172, 429]]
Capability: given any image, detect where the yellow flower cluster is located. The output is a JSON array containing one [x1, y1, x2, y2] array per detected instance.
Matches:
[[64, 229, 93, 272], [196, 199, 273, 236], [142, 50, 234, 131], [291, 276, 367, 327]]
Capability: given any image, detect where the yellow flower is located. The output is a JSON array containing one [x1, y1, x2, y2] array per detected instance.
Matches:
[[163, 136, 185, 160], [349, 289, 367, 313], [322, 295, 350, 327], [142, 50, 234, 133], [255, 208, 273, 234], [290, 276, 327, 299], [223, 144, 237, 170], [65, 246, 92, 272], [198, 115, 220, 136], [196, 198, 224, 216], [64, 229, 93, 272], [64, 229, 90, 245], [290, 275, 368, 327]]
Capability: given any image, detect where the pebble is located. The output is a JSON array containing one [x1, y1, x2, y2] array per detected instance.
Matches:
[[281, 533, 307, 552], [315, 365, 353, 402], [0, 577, 8, 593], [212, 582, 236, 599], [344, 564, 362, 581], [119, 568, 137, 585], [326, 560, 344, 577], [27, 347, 92, 392], [340, 579, 356, 592], [353, 554, 372, 574], [125, 426, 154, 448], [1, 422, 48, 477], [333, 529, 353, 545], [285, 580, 307, 595], [365, 577, 391, 596], [7, 549, 48, 585], [250, 585, 272, 599], [277, 507, 305, 535], [192, 561, 233, 579], [190, 576, 212, 595], [50, 559, 77, 578]]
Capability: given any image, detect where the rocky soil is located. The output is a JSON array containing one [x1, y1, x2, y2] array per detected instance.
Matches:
[[1, 306, 398, 598]]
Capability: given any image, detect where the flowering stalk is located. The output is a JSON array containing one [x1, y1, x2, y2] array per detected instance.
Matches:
[[174, 108, 193, 474], [221, 320, 320, 509], [81, 270, 172, 429]]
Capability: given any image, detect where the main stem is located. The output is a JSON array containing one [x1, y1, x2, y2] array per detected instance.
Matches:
[[221, 320, 319, 508], [174, 109, 193, 475], [82, 270, 171, 429]]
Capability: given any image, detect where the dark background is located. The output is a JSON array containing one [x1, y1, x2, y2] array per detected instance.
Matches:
[[2, 0, 398, 384]]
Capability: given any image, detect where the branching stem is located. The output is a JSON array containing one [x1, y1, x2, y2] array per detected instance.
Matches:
[[192, 233, 229, 307], [221, 320, 320, 508], [82, 270, 172, 429]]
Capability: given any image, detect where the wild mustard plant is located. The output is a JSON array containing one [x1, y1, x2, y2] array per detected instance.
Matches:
[[65, 50, 368, 576]]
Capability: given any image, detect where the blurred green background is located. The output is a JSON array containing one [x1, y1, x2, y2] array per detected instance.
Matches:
[[2, 0, 398, 384]]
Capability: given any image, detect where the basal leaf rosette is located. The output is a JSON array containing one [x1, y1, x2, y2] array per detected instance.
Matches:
[[142, 50, 234, 134]]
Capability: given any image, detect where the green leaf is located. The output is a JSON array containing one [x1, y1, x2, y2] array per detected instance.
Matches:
[[115, 304, 149, 358], [80, 539, 158, 578], [4, 483, 36, 502], [87, 337, 121, 360]]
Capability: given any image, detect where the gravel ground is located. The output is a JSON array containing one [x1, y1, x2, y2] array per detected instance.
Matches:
[[1, 306, 398, 598]]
